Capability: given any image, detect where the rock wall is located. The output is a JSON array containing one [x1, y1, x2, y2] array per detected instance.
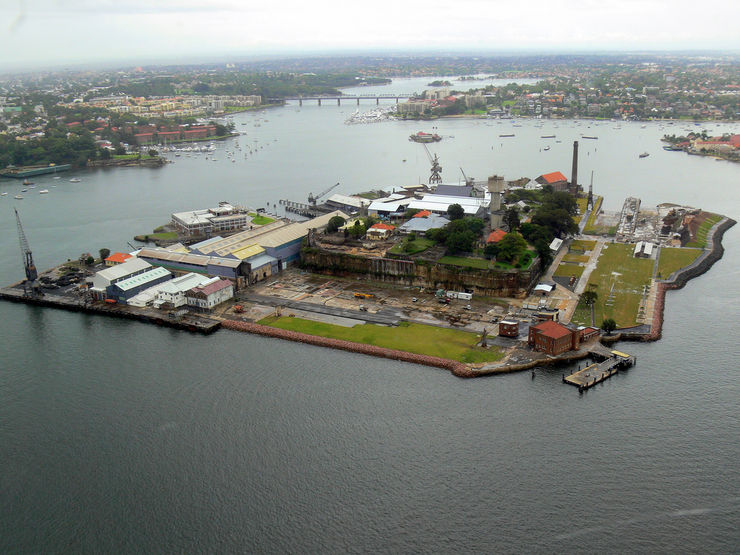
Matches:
[[300, 248, 540, 297]]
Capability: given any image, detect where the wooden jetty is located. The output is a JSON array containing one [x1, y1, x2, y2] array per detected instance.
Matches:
[[563, 349, 636, 391]]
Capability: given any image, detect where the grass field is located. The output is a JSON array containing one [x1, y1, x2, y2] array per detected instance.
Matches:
[[563, 253, 590, 264], [554, 263, 585, 278], [389, 237, 435, 255], [258, 317, 504, 363], [439, 256, 491, 269], [249, 213, 276, 225], [571, 243, 654, 328], [583, 196, 606, 235], [657, 247, 702, 279], [570, 239, 597, 252], [685, 214, 722, 248]]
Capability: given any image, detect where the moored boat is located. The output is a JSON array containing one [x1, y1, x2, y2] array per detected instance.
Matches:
[[409, 132, 442, 143], [639, 152, 649, 158]]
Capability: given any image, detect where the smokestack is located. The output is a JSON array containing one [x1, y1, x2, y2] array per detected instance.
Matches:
[[571, 140, 579, 190]]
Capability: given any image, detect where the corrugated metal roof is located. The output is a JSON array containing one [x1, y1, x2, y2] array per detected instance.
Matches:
[[96, 257, 151, 281], [188, 278, 232, 296], [247, 253, 278, 269], [198, 220, 288, 256], [256, 210, 349, 248], [115, 266, 171, 292], [230, 244, 265, 260], [138, 247, 241, 269]]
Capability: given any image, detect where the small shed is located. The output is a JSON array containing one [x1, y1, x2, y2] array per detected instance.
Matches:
[[498, 320, 520, 338]]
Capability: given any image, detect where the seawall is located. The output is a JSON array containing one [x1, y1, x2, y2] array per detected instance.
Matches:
[[644, 216, 736, 342], [221, 319, 473, 377]]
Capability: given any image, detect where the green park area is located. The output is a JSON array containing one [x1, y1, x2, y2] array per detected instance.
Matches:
[[258, 317, 504, 364], [686, 214, 722, 248], [439, 255, 492, 270], [571, 243, 654, 328], [249, 212, 276, 225], [389, 237, 435, 255], [554, 263, 585, 278], [582, 197, 615, 235], [657, 247, 701, 279], [570, 239, 597, 252]]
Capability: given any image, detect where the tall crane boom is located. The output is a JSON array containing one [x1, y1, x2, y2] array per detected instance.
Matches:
[[422, 144, 442, 184], [14, 209, 39, 291], [308, 182, 340, 205]]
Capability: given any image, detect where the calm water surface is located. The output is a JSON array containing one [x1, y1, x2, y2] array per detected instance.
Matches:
[[1, 77, 739, 552]]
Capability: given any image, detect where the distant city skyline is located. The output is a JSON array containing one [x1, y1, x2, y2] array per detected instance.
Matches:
[[2, 0, 739, 71]]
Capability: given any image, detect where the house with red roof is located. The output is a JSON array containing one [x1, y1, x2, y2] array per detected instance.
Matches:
[[412, 210, 433, 218], [535, 171, 570, 192], [105, 252, 132, 266], [366, 222, 395, 240], [486, 229, 507, 244]]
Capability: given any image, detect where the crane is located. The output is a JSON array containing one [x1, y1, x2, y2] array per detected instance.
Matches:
[[422, 144, 442, 184], [14, 208, 41, 296], [308, 182, 340, 206], [459, 167, 474, 186]]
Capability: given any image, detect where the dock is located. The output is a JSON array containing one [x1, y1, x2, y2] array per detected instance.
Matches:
[[0, 285, 221, 334], [563, 349, 636, 391]]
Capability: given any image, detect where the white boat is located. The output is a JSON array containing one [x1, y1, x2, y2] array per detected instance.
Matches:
[[14, 195, 23, 199], [39, 189, 49, 194], [70, 178, 81, 182], [1, 192, 7, 196], [53, 176, 60, 180]]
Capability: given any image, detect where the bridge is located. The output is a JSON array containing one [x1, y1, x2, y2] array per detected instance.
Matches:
[[268, 94, 412, 106]]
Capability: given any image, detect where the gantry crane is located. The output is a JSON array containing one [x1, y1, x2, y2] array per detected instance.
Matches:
[[14, 208, 42, 296], [422, 144, 442, 184], [308, 182, 340, 206]]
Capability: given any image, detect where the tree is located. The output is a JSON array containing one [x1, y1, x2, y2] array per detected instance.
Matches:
[[148, 149, 158, 157], [325, 215, 346, 234], [601, 318, 617, 335], [99, 248, 110, 262], [447, 203, 464, 220], [100, 148, 111, 160], [504, 206, 520, 231], [496, 232, 528, 263], [483, 243, 499, 259], [581, 285, 598, 326], [445, 230, 476, 254], [85, 255, 95, 266]]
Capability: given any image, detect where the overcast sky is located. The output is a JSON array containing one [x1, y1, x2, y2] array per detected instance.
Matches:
[[2, 0, 739, 70]]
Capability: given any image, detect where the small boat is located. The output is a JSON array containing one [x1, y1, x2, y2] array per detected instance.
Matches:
[[499, 134, 515, 137], [70, 178, 81, 182], [540, 135, 556, 138], [53, 176, 60, 180], [39, 189, 49, 194], [1, 192, 7, 196], [23, 178, 34, 185], [582, 136, 598, 140], [543, 146, 551, 151], [639, 152, 649, 158], [21, 188, 27, 192], [14, 195, 23, 200]]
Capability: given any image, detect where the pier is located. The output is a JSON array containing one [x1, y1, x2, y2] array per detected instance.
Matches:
[[563, 348, 636, 391], [279, 199, 331, 217]]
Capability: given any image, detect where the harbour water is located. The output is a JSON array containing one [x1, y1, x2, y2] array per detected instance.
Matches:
[[1, 77, 739, 552]]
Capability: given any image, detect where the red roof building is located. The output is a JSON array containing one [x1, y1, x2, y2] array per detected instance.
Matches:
[[486, 229, 508, 243], [105, 252, 132, 266], [413, 210, 432, 218], [528, 320, 579, 355]]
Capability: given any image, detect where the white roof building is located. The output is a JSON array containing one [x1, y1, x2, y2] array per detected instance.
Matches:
[[91, 257, 152, 290], [406, 194, 489, 217]]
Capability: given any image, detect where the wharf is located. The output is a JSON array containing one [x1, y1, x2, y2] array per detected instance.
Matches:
[[563, 349, 636, 391], [0, 286, 221, 334], [0, 164, 71, 178]]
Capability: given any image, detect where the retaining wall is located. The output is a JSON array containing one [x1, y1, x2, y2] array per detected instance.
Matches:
[[221, 319, 473, 377]]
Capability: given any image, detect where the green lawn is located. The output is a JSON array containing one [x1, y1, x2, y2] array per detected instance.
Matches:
[[570, 239, 597, 252], [439, 256, 492, 269], [258, 317, 504, 364], [554, 262, 585, 278], [249, 213, 276, 225], [583, 196, 606, 235], [657, 247, 702, 279], [685, 214, 722, 248], [571, 243, 655, 328], [563, 253, 590, 264], [389, 237, 435, 255], [135, 231, 178, 241]]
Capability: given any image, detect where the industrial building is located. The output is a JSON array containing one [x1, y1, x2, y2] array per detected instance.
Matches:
[[185, 277, 234, 311], [406, 193, 489, 218], [136, 248, 244, 283], [90, 257, 153, 300], [106, 266, 173, 304], [170, 202, 249, 236], [398, 213, 449, 235]]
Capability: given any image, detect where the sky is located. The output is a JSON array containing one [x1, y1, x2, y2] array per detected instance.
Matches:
[[2, 0, 739, 70]]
